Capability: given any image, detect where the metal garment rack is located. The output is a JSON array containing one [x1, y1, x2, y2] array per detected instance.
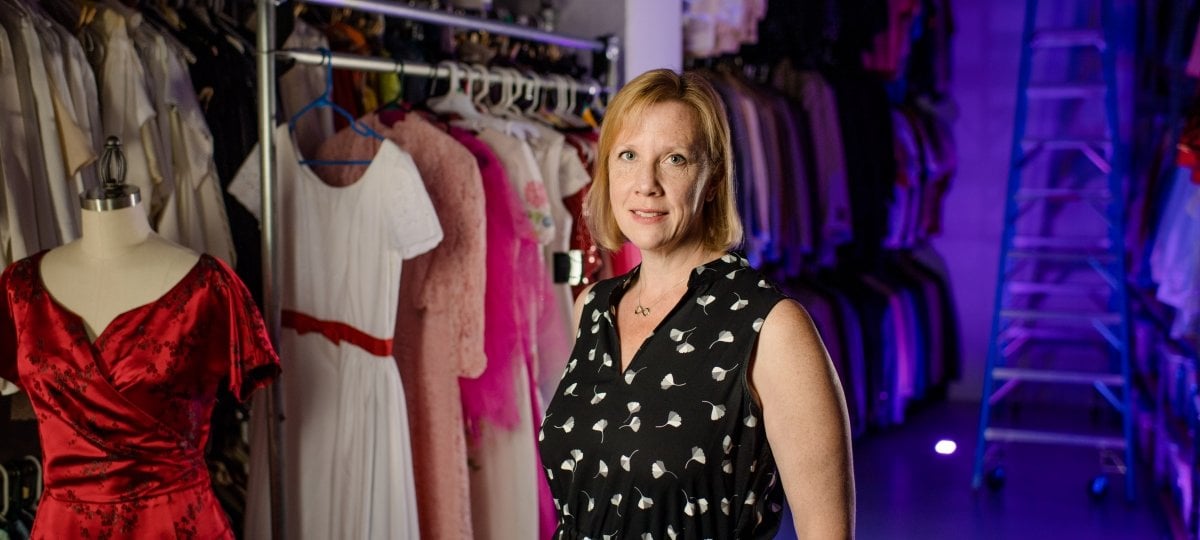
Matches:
[[252, 2, 620, 539]]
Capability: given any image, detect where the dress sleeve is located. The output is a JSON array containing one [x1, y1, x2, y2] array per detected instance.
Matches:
[[0, 266, 20, 392], [212, 257, 280, 402], [386, 146, 443, 259]]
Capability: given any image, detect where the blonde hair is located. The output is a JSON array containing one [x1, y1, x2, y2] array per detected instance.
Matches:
[[585, 69, 743, 252]]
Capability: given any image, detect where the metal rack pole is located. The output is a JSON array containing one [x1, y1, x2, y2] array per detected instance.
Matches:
[[276, 49, 612, 95], [302, 0, 606, 51], [254, 0, 285, 539]]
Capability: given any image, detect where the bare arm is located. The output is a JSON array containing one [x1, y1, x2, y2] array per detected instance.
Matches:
[[751, 299, 855, 538]]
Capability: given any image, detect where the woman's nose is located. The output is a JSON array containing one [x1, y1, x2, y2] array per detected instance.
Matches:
[[633, 164, 662, 196]]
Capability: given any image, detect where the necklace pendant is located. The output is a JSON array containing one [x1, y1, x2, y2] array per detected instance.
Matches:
[[634, 304, 650, 317]]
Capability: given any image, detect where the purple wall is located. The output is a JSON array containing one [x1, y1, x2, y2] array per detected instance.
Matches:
[[934, 0, 1025, 401]]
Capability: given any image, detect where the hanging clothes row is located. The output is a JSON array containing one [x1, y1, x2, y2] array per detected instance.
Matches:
[[232, 17, 610, 539], [695, 65, 961, 435], [0, 0, 237, 268]]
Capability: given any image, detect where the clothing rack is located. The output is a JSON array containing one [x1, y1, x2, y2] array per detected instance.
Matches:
[[252, 2, 621, 539]]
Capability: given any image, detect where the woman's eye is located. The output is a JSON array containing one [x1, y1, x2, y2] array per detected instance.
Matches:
[[666, 154, 687, 165], [618, 150, 635, 161]]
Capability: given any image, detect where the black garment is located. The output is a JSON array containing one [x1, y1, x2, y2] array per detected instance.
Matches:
[[539, 254, 788, 539]]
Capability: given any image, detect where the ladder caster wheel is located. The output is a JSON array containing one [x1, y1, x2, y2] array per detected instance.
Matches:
[[1088, 475, 1109, 500], [985, 466, 1006, 491]]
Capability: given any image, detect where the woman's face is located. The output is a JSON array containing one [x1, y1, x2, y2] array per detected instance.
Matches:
[[608, 100, 711, 257]]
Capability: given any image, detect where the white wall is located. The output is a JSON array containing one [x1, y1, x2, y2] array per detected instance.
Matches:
[[556, 0, 683, 85]]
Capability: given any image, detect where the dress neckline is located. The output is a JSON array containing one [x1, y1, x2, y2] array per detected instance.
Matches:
[[33, 250, 208, 346]]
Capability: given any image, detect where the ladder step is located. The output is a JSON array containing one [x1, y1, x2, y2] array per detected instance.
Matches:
[[992, 367, 1125, 385], [1011, 235, 1111, 250], [1000, 309, 1122, 324], [1026, 84, 1107, 99], [1021, 137, 1112, 150], [1008, 250, 1117, 263], [1029, 29, 1106, 49], [1013, 188, 1111, 202], [984, 428, 1126, 449], [1006, 281, 1113, 295]]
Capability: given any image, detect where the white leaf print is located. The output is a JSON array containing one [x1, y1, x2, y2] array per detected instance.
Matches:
[[592, 309, 601, 322], [660, 373, 686, 390], [563, 383, 579, 396], [684, 447, 706, 469], [591, 323, 600, 334], [602, 353, 613, 369], [548, 470, 554, 480], [721, 497, 731, 515], [626, 401, 642, 419], [709, 330, 734, 349], [731, 299, 749, 311], [697, 498, 710, 514], [576, 328, 581, 338], [558, 417, 575, 433], [723, 435, 733, 454], [701, 401, 727, 420], [657, 411, 682, 429], [696, 295, 716, 314], [642, 534, 653, 540], [758, 279, 770, 288], [712, 364, 739, 381], [722, 254, 737, 263], [591, 387, 607, 405], [669, 328, 685, 342], [563, 503, 571, 516], [667, 525, 678, 540], [538, 429, 544, 442], [752, 317, 765, 332], [624, 366, 646, 384], [611, 494, 622, 506], [744, 415, 759, 428], [750, 460, 757, 472], [635, 487, 654, 509], [553, 498, 561, 510], [561, 459, 576, 472], [588, 497, 595, 512], [595, 460, 609, 478], [589, 348, 596, 361], [745, 491, 757, 505], [722, 460, 733, 474], [726, 270, 740, 279], [567, 359, 578, 373], [593, 419, 608, 442], [684, 500, 696, 516], [619, 417, 642, 432], [620, 450, 638, 471], [585, 290, 596, 304], [571, 449, 584, 462], [676, 341, 695, 354], [651, 460, 678, 479]]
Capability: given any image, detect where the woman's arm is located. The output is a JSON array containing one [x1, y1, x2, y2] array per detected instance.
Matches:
[[751, 299, 855, 538]]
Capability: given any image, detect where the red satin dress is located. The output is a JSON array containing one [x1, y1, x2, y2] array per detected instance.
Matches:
[[0, 251, 280, 539]]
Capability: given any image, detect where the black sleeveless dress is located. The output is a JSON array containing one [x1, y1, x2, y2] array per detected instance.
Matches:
[[538, 253, 789, 539]]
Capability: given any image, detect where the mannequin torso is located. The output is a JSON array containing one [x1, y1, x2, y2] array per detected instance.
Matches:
[[39, 203, 200, 342]]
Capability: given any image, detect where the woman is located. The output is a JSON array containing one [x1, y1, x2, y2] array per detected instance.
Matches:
[[538, 69, 854, 539]]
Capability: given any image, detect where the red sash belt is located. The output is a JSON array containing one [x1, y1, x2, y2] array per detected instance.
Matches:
[[281, 309, 393, 357]]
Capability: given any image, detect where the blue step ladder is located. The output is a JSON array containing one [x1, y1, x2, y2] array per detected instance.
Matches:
[[972, 0, 1134, 501]]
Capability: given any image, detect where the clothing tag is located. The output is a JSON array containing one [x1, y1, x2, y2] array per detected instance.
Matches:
[[553, 250, 584, 285]]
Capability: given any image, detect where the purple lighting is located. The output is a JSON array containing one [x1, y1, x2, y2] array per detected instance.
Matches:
[[935, 439, 957, 455]]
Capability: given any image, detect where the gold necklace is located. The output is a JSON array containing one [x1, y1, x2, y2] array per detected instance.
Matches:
[[633, 274, 690, 317]]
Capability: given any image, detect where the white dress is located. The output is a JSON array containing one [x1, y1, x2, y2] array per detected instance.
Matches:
[[232, 126, 441, 540]]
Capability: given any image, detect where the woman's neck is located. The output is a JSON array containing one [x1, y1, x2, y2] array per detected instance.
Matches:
[[636, 243, 723, 294], [79, 204, 154, 259]]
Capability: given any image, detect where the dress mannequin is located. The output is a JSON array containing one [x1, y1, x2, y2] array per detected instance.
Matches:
[[39, 137, 199, 342], [39, 204, 199, 342]]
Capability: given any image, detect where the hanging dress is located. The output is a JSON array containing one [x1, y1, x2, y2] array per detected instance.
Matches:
[[233, 126, 441, 540], [0, 252, 279, 539]]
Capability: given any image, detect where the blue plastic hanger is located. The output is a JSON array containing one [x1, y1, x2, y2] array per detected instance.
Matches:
[[290, 48, 386, 167]]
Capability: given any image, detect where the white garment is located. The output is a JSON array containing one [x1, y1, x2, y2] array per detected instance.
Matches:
[[468, 369, 540, 540], [54, 22, 103, 193], [38, 20, 94, 212], [137, 26, 236, 266], [1150, 168, 1200, 342], [94, 8, 164, 222], [0, 22, 35, 263], [233, 127, 439, 540], [279, 20, 334, 159], [0, 6, 65, 250]]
